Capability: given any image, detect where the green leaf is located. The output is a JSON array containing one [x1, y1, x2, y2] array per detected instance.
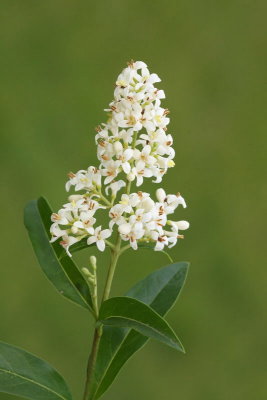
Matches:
[[99, 297, 183, 350], [93, 262, 189, 399], [0, 341, 72, 400], [24, 197, 93, 311]]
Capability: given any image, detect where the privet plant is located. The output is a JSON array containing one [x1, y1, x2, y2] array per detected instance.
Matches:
[[0, 61, 190, 400]]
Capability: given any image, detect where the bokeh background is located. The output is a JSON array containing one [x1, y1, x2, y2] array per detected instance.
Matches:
[[1, 1, 266, 399]]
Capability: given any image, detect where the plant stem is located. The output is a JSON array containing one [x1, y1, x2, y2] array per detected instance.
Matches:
[[125, 130, 137, 195], [82, 234, 122, 400], [101, 235, 121, 303], [92, 189, 112, 207], [82, 326, 102, 400]]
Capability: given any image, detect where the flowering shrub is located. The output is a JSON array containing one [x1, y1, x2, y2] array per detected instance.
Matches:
[[50, 60, 189, 257], [0, 61, 190, 400]]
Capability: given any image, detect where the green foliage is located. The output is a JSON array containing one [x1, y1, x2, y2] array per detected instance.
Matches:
[[0, 341, 72, 400], [93, 262, 188, 399], [99, 296, 184, 350], [20, 195, 189, 400], [24, 197, 93, 312]]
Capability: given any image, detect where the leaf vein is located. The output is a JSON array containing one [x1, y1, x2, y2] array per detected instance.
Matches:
[[0, 367, 68, 400]]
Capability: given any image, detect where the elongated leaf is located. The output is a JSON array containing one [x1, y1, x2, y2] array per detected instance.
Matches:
[[24, 197, 93, 311], [0, 341, 72, 400], [93, 262, 189, 399], [99, 296, 183, 351]]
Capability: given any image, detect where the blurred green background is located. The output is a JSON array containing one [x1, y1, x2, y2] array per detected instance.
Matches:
[[1, 1, 266, 399]]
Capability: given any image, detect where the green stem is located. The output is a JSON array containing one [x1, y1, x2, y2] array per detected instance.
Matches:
[[82, 234, 121, 400], [101, 235, 121, 303], [93, 189, 112, 207], [126, 181, 132, 195], [105, 239, 115, 250], [82, 325, 102, 400], [125, 130, 137, 195], [119, 243, 131, 255]]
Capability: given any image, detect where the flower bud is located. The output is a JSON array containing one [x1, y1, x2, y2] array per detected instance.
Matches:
[[167, 160, 175, 168], [82, 267, 91, 276], [118, 223, 131, 235], [113, 141, 123, 155], [174, 220, 190, 230], [90, 255, 97, 269], [68, 194, 83, 202], [141, 198, 154, 212], [88, 276, 96, 284], [127, 172, 135, 182], [156, 188, 166, 202], [71, 226, 79, 234]]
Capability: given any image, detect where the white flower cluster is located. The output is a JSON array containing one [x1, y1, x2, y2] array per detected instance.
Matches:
[[50, 60, 189, 256], [110, 189, 189, 251], [96, 60, 175, 186]]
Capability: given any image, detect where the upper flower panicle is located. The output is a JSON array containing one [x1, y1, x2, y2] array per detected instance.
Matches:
[[96, 60, 174, 187], [50, 61, 189, 256]]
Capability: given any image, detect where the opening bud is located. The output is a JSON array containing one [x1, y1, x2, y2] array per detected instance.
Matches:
[[140, 197, 155, 212], [127, 172, 135, 182], [113, 141, 123, 155], [118, 223, 131, 235], [171, 220, 190, 230], [68, 194, 83, 202], [156, 188, 166, 203], [71, 226, 79, 234]]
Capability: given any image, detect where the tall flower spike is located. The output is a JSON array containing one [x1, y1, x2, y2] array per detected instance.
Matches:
[[50, 61, 189, 256]]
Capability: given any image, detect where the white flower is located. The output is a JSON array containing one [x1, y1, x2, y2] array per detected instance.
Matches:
[[105, 180, 126, 198], [118, 194, 137, 212], [121, 225, 145, 250], [50, 61, 189, 255], [87, 226, 112, 252], [131, 163, 153, 187], [109, 204, 126, 229], [118, 148, 133, 174], [51, 211, 69, 225], [59, 235, 79, 257], [151, 231, 168, 251], [166, 193, 187, 210], [50, 223, 67, 242], [101, 160, 121, 184], [133, 145, 156, 168]]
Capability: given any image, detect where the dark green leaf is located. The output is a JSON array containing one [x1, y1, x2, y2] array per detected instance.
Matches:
[[0, 341, 72, 400], [93, 262, 189, 399], [99, 296, 183, 351], [24, 197, 93, 311]]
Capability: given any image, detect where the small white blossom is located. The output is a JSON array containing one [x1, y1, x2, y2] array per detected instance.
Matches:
[[105, 180, 126, 198], [60, 236, 79, 257], [87, 227, 111, 252]]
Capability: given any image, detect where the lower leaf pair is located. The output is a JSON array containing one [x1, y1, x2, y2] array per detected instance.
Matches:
[[0, 261, 188, 400]]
